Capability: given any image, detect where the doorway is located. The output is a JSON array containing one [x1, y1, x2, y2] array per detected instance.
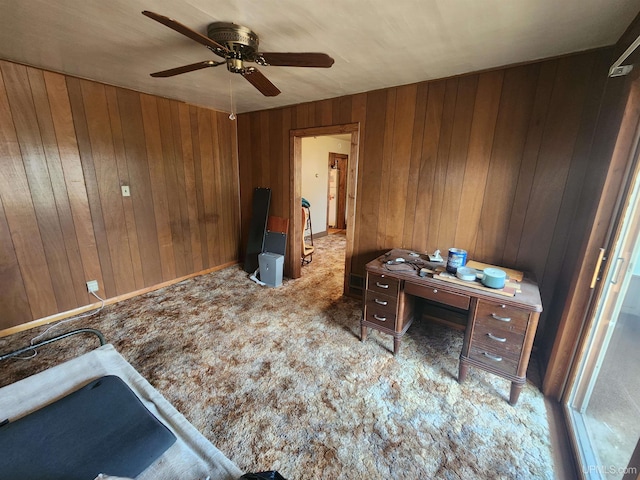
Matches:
[[290, 124, 360, 293]]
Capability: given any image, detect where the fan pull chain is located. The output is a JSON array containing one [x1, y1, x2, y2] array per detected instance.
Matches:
[[229, 76, 236, 120]]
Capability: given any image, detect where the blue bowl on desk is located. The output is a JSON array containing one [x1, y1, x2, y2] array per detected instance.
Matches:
[[481, 268, 507, 289]]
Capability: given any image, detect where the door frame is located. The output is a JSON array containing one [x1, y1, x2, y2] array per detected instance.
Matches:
[[290, 123, 360, 292]]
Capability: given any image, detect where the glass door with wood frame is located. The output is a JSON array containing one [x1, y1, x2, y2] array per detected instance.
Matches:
[[565, 155, 640, 479]]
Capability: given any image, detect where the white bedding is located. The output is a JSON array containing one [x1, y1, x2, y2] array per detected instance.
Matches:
[[0, 344, 243, 480]]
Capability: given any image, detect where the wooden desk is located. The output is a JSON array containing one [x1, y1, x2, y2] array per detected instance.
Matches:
[[361, 249, 543, 405]]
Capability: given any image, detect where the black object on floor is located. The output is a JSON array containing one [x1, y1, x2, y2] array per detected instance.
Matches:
[[244, 187, 272, 273], [264, 231, 287, 256], [0, 375, 176, 480], [241, 471, 287, 480]]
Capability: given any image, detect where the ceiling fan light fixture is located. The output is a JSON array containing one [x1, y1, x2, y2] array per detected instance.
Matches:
[[227, 57, 244, 73]]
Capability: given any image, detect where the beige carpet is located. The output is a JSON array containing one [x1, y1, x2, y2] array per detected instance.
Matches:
[[0, 233, 553, 479]]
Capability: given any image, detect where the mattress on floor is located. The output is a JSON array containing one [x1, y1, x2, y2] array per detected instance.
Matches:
[[0, 344, 243, 480]]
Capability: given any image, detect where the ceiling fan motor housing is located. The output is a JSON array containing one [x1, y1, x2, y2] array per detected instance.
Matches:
[[207, 22, 260, 64]]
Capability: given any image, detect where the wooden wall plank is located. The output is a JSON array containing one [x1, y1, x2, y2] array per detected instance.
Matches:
[[140, 93, 176, 282], [412, 81, 445, 252], [268, 108, 284, 218], [117, 90, 163, 287], [350, 92, 368, 273], [67, 77, 118, 298], [208, 109, 224, 267], [28, 67, 87, 305], [296, 103, 311, 129], [315, 99, 333, 126], [80, 79, 136, 296], [198, 107, 220, 268], [280, 108, 292, 270], [259, 110, 271, 188], [375, 88, 396, 250], [353, 90, 387, 272], [333, 96, 353, 126], [454, 70, 504, 251], [191, 106, 210, 269], [218, 111, 240, 262], [105, 86, 145, 291], [0, 181, 32, 329], [170, 101, 193, 273], [437, 75, 478, 249], [4, 63, 77, 311], [44, 71, 103, 304], [384, 84, 417, 247], [516, 54, 594, 281], [0, 63, 58, 318], [502, 61, 557, 266], [157, 98, 187, 278], [179, 103, 203, 272], [402, 83, 428, 250], [426, 78, 458, 251], [474, 64, 539, 264], [536, 52, 608, 344], [543, 51, 624, 360], [229, 110, 241, 261], [215, 112, 231, 262]]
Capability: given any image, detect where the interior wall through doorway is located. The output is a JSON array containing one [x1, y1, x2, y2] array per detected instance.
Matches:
[[301, 135, 351, 236]]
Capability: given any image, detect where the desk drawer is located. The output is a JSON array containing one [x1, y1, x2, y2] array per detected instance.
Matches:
[[405, 282, 470, 310], [471, 323, 524, 362], [367, 273, 400, 296], [365, 290, 397, 310], [475, 300, 530, 333], [468, 344, 519, 376], [364, 301, 397, 328]]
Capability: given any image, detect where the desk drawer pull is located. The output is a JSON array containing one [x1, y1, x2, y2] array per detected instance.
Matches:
[[482, 352, 503, 362], [374, 298, 388, 306], [433, 289, 438, 293], [491, 313, 511, 322], [373, 314, 387, 322], [375, 282, 389, 289], [486, 332, 507, 343]]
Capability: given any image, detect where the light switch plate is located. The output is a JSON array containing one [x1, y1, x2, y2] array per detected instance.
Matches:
[[121, 185, 130, 197]]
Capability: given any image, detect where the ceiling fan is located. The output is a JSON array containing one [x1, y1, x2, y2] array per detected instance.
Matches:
[[142, 11, 335, 97]]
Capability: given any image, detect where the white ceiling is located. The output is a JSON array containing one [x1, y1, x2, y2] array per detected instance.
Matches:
[[0, 0, 638, 114]]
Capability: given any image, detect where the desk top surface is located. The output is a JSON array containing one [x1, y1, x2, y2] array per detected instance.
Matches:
[[366, 249, 543, 312]]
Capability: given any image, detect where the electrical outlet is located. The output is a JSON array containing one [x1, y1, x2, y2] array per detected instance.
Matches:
[[121, 185, 130, 197], [86, 280, 99, 293]]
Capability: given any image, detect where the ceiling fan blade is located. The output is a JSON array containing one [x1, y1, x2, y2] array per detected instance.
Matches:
[[242, 67, 281, 96], [142, 11, 228, 56], [150, 60, 225, 77], [258, 52, 334, 68]]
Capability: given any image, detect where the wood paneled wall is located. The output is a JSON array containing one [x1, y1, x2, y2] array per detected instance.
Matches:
[[0, 60, 240, 331], [237, 49, 613, 352]]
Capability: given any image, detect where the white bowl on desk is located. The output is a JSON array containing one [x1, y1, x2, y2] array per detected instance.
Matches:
[[455, 267, 477, 282]]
